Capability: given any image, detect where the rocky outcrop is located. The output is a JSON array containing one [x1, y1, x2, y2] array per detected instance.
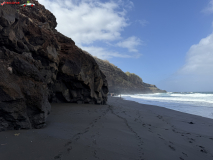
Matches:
[[94, 57, 166, 94], [0, 0, 108, 131]]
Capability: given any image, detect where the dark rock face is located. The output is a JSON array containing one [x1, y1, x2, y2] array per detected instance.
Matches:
[[0, 49, 51, 130], [50, 31, 108, 104], [94, 57, 166, 94], [0, 0, 108, 131]]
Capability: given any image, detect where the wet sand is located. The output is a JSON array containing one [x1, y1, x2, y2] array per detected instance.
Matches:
[[0, 96, 213, 160]]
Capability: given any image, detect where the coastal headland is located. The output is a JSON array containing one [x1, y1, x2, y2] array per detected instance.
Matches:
[[0, 97, 213, 160]]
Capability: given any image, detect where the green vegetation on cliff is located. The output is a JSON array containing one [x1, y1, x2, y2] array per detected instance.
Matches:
[[125, 72, 143, 85]]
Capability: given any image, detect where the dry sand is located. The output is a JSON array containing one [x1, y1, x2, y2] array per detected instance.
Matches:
[[0, 96, 213, 160]]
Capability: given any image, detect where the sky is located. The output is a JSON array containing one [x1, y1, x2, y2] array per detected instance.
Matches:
[[37, 0, 213, 92]]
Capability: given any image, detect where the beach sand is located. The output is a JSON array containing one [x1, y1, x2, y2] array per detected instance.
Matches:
[[0, 96, 213, 160]]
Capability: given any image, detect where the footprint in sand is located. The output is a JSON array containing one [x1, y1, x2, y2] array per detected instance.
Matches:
[[75, 136, 80, 141], [169, 145, 176, 151], [91, 135, 95, 138], [188, 121, 194, 124], [199, 146, 207, 153], [84, 130, 89, 133], [200, 149, 207, 153], [65, 141, 72, 147], [159, 137, 164, 140], [67, 147, 72, 152], [182, 152, 188, 157], [172, 129, 179, 133], [93, 150, 99, 159], [93, 139, 96, 145], [54, 153, 62, 159], [157, 115, 163, 119]]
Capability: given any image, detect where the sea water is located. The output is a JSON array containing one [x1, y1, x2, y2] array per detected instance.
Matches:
[[120, 92, 213, 119]]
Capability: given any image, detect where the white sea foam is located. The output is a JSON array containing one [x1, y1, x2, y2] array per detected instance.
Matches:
[[121, 92, 213, 119]]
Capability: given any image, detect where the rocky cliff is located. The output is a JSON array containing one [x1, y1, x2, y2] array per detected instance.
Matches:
[[93, 57, 166, 94], [0, 0, 108, 131]]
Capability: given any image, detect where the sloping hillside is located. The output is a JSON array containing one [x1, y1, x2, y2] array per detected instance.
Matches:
[[93, 57, 166, 94]]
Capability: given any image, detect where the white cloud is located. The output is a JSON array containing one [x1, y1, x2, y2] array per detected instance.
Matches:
[[37, 0, 142, 59], [178, 33, 213, 75], [159, 33, 213, 92], [177, 0, 213, 76], [137, 20, 149, 27], [116, 36, 143, 52], [119, 0, 134, 10], [159, 0, 213, 92], [202, 0, 213, 13], [38, 0, 129, 45], [81, 45, 141, 59]]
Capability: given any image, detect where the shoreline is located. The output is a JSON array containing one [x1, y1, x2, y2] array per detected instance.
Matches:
[[0, 97, 213, 160], [118, 93, 213, 120]]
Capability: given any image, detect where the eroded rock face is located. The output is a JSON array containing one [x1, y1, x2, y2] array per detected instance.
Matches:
[[0, 48, 51, 131], [0, 0, 108, 131], [50, 33, 108, 104], [94, 57, 166, 94]]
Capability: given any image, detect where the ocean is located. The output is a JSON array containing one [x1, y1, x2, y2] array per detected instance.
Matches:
[[120, 92, 213, 119]]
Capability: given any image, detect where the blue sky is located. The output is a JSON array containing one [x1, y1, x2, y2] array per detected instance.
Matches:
[[37, 0, 213, 92]]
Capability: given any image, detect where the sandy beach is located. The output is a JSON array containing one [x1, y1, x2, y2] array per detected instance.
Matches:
[[0, 96, 213, 160]]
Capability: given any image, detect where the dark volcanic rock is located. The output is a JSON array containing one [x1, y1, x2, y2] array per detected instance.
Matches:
[[93, 57, 166, 94], [0, 0, 108, 131], [0, 49, 51, 130]]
